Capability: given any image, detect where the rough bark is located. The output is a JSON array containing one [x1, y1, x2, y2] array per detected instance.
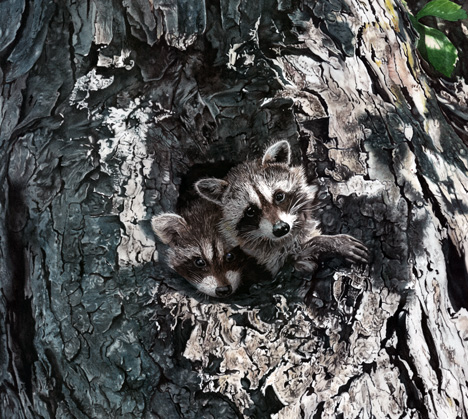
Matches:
[[1, 0, 468, 418]]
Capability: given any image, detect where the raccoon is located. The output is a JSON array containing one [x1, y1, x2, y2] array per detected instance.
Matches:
[[152, 200, 252, 298], [195, 140, 369, 276]]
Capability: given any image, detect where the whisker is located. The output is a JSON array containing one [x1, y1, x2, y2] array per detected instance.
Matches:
[[290, 197, 319, 215], [287, 197, 295, 213], [243, 233, 271, 250]]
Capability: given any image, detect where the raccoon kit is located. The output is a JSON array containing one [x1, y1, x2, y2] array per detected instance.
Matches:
[[152, 200, 253, 298], [195, 140, 369, 276]]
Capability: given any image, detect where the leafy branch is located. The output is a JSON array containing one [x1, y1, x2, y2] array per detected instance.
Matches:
[[409, 0, 467, 77]]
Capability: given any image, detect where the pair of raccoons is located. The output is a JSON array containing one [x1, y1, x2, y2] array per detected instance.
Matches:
[[152, 141, 368, 298]]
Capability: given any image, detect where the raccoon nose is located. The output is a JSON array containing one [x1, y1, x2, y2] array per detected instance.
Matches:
[[273, 221, 290, 237], [215, 285, 232, 297]]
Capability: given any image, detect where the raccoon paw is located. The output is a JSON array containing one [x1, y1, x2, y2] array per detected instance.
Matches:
[[329, 234, 370, 265], [293, 258, 319, 274], [301, 234, 370, 265]]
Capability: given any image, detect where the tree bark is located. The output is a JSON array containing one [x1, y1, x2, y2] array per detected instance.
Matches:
[[1, 0, 468, 417]]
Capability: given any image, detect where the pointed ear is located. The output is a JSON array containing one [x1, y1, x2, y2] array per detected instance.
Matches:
[[151, 214, 188, 245], [262, 140, 291, 166], [195, 178, 229, 205]]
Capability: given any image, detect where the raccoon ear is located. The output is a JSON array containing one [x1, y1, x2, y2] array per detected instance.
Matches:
[[151, 214, 188, 245], [262, 140, 291, 166], [195, 178, 229, 205]]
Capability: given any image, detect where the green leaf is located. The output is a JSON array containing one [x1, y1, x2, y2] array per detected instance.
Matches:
[[415, 22, 458, 76], [416, 0, 467, 21], [409, 13, 422, 30]]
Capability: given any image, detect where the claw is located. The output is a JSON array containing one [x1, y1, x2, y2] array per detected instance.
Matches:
[[335, 234, 370, 264], [297, 234, 371, 267]]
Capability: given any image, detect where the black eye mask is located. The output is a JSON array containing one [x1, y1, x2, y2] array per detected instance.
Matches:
[[237, 204, 261, 233]]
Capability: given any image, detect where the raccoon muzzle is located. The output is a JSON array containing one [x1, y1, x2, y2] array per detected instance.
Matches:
[[215, 285, 233, 297], [273, 221, 290, 238]]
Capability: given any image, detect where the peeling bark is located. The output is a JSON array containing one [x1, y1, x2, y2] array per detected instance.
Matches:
[[1, 0, 468, 417]]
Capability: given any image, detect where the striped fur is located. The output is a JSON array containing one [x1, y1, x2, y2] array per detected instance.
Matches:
[[152, 200, 250, 297], [196, 141, 369, 275]]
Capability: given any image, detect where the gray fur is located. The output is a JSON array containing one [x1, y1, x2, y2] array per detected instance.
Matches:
[[151, 213, 187, 245], [152, 200, 246, 297], [262, 140, 291, 166], [195, 141, 369, 275], [194, 178, 228, 205]]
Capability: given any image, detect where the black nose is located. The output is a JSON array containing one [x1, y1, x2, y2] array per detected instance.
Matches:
[[215, 285, 232, 297], [273, 221, 290, 237]]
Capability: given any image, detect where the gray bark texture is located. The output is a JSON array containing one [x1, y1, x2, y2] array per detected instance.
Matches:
[[1, 0, 468, 418]]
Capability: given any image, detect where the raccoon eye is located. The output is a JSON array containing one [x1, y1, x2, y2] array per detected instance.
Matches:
[[245, 205, 258, 217], [225, 252, 236, 262], [194, 257, 206, 268], [274, 191, 286, 203]]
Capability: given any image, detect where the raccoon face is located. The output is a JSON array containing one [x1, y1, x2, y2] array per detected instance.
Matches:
[[230, 167, 309, 244], [152, 213, 244, 297], [170, 245, 244, 298], [196, 140, 318, 247]]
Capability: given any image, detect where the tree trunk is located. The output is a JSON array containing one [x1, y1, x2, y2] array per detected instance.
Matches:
[[2, 0, 468, 417]]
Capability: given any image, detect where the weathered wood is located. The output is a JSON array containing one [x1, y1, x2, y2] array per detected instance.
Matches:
[[1, 0, 468, 417]]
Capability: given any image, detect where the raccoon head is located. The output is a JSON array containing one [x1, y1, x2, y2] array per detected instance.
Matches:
[[195, 140, 318, 248], [152, 213, 244, 298]]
